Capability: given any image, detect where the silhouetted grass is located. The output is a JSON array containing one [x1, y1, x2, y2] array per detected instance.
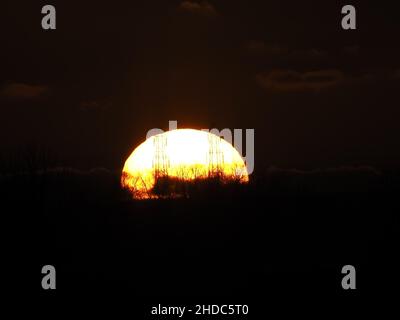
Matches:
[[2, 147, 399, 299]]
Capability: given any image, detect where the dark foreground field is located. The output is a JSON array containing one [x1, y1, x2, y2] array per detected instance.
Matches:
[[3, 167, 399, 316]]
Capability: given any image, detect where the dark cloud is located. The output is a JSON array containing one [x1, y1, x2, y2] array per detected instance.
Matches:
[[0, 83, 49, 100], [245, 41, 327, 62], [256, 69, 344, 92], [266, 166, 381, 177], [262, 166, 381, 193], [178, 1, 218, 17]]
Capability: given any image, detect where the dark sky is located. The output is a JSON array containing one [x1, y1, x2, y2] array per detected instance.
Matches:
[[1, 0, 400, 171]]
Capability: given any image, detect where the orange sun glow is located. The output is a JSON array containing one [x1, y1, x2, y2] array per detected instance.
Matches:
[[121, 129, 249, 199]]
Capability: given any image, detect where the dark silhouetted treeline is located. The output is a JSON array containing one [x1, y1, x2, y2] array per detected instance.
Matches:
[[1, 148, 399, 315]]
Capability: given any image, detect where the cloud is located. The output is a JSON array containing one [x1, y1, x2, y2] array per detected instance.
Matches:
[[0, 83, 49, 100], [266, 166, 381, 177], [179, 1, 217, 17], [262, 166, 381, 194], [245, 41, 327, 61], [256, 69, 344, 92]]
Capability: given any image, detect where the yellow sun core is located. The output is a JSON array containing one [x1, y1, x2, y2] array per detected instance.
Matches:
[[121, 129, 249, 199]]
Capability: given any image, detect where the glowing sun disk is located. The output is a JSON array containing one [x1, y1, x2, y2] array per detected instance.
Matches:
[[121, 129, 249, 198]]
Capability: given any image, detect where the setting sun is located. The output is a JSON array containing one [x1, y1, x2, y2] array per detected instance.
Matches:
[[121, 129, 249, 199]]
